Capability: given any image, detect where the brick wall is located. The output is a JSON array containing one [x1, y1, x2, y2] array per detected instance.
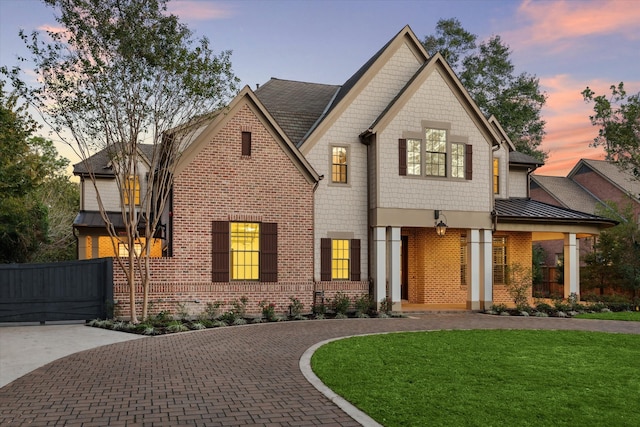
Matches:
[[404, 227, 467, 305], [493, 232, 533, 306], [113, 101, 317, 318]]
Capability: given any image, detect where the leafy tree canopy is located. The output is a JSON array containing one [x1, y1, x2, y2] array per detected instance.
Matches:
[[582, 83, 640, 181], [0, 81, 75, 263], [423, 18, 548, 162]]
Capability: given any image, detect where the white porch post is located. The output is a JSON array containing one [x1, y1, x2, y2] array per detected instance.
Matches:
[[373, 227, 387, 308], [564, 233, 578, 298], [388, 227, 402, 311], [481, 229, 493, 309], [469, 229, 481, 310]]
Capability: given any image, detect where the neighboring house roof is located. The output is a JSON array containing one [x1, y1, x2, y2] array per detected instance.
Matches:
[[73, 211, 146, 230], [254, 78, 340, 146], [494, 198, 615, 226], [568, 159, 640, 201], [530, 175, 602, 214], [73, 144, 155, 177], [509, 151, 544, 167]]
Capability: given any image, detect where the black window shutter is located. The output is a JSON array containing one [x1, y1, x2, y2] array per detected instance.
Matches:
[[465, 144, 473, 180], [399, 138, 407, 176], [242, 131, 252, 156], [320, 238, 331, 281], [212, 221, 229, 282], [350, 239, 361, 281], [260, 222, 277, 282]]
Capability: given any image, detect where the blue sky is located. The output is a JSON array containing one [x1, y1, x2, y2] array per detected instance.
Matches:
[[1, 0, 639, 175]]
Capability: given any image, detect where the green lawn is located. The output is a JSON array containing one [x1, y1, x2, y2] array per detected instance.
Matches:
[[574, 311, 640, 321], [311, 330, 640, 426]]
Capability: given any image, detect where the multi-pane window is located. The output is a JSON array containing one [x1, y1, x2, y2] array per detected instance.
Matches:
[[452, 143, 466, 178], [230, 222, 260, 280], [118, 241, 142, 257], [332, 239, 350, 280], [123, 175, 140, 205], [460, 235, 467, 285], [493, 158, 500, 194], [493, 236, 507, 284], [407, 138, 421, 175], [331, 146, 348, 183], [425, 128, 447, 177]]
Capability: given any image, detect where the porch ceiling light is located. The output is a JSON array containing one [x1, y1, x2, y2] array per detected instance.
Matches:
[[434, 210, 447, 237]]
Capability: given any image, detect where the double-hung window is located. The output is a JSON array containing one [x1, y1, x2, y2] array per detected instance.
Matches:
[[425, 128, 447, 177], [493, 236, 507, 284], [320, 237, 360, 281], [399, 122, 471, 180], [123, 175, 140, 206], [331, 146, 348, 184], [493, 158, 500, 194], [230, 222, 260, 280]]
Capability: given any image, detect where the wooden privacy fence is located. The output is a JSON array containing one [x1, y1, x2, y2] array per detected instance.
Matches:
[[0, 258, 113, 322], [532, 266, 564, 299]]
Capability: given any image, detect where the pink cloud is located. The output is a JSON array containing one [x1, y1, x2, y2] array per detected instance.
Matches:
[[536, 75, 640, 176], [505, 0, 640, 51], [167, 1, 234, 21]]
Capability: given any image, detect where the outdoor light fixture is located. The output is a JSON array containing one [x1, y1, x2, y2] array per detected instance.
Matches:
[[434, 210, 448, 237]]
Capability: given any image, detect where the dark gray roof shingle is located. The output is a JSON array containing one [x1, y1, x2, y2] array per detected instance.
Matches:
[[73, 145, 155, 176], [530, 175, 601, 214], [509, 151, 544, 167], [254, 78, 340, 145]]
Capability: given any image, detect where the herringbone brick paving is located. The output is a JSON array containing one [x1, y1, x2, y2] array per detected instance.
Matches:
[[1, 313, 638, 426]]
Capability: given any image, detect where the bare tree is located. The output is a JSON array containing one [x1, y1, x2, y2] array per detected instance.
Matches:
[[4, 0, 238, 322]]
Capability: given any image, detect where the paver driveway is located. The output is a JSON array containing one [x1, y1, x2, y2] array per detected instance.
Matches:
[[1, 313, 638, 426]]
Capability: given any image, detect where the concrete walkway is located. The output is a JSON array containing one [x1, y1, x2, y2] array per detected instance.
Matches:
[[0, 313, 638, 426]]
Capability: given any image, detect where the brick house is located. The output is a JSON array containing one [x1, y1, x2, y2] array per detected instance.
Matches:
[[531, 159, 639, 292], [74, 26, 615, 317]]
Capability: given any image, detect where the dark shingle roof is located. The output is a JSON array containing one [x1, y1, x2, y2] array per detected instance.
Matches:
[[73, 211, 147, 230], [254, 78, 340, 145], [73, 145, 155, 176], [509, 151, 544, 167], [572, 159, 640, 201], [494, 198, 615, 225], [530, 175, 602, 214]]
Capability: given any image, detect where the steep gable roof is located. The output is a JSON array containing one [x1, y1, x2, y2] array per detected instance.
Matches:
[[300, 25, 430, 150], [361, 52, 500, 146], [530, 175, 602, 214], [254, 79, 340, 146], [568, 159, 640, 201], [175, 85, 319, 183]]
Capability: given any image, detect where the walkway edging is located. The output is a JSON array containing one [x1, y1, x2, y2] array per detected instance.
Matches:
[[300, 335, 384, 427]]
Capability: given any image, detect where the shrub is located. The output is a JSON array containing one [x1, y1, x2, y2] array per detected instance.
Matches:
[[332, 292, 351, 315], [553, 297, 571, 313], [167, 320, 189, 333], [379, 297, 393, 315], [505, 263, 533, 312], [176, 302, 189, 322], [289, 296, 305, 320], [354, 294, 372, 317], [535, 302, 554, 314], [203, 301, 222, 320], [490, 303, 508, 314], [312, 302, 327, 318], [259, 300, 277, 322]]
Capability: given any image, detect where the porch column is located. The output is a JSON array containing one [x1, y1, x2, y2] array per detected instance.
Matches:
[[373, 226, 387, 308], [469, 229, 481, 310], [564, 233, 578, 298], [481, 229, 493, 309], [388, 227, 401, 311]]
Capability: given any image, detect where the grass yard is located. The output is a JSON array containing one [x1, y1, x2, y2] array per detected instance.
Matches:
[[311, 330, 640, 427], [574, 311, 640, 321]]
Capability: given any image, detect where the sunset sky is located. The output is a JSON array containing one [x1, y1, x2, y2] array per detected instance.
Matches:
[[1, 0, 638, 177]]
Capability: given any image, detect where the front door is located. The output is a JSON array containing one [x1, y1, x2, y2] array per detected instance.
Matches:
[[401, 235, 408, 300]]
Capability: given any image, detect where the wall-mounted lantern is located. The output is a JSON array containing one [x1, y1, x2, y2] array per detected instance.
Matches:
[[434, 210, 448, 237]]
